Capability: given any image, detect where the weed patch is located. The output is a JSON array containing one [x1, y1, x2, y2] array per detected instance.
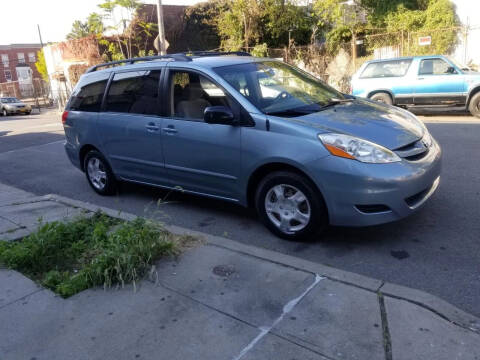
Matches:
[[0, 212, 181, 297]]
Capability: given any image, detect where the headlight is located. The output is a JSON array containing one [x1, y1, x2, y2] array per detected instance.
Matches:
[[318, 133, 401, 163]]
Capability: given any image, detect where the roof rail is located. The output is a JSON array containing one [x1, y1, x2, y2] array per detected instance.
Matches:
[[85, 54, 191, 73], [179, 51, 252, 58]]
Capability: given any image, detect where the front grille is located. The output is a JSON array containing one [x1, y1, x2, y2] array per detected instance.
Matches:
[[355, 204, 391, 214]]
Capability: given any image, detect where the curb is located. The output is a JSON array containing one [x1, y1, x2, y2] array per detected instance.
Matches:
[[19, 193, 480, 334]]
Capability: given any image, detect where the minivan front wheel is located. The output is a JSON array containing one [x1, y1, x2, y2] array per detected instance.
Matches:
[[84, 150, 117, 195], [255, 171, 327, 240]]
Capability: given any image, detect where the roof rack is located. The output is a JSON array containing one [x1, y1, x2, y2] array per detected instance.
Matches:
[[85, 54, 191, 73], [180, 51, 251, 57]]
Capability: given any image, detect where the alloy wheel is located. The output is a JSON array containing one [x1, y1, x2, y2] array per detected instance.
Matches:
[[87, 157, 107, 190]]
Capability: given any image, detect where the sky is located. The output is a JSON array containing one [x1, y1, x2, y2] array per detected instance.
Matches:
[[0, 0, 205, 45], [1, 0, 479, 45]]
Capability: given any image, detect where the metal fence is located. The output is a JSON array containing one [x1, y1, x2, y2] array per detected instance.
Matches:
[[256, 25, 479, 92]]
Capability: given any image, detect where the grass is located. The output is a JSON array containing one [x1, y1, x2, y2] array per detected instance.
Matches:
[[0, 212, 181, 298]]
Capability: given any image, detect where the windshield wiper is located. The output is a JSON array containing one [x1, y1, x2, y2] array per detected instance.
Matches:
[[318, 98, 354, 110]]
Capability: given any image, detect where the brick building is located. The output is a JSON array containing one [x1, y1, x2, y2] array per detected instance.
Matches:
[[0, 43, 42, 97]]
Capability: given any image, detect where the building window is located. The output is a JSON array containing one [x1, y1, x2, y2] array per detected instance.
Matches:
[[28, 52, 36, 62], [17, 53, 25, 64], [1, 54, 8, 66], [4, 70, 12, 82]]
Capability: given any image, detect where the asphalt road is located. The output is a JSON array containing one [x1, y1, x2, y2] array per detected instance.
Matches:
[[1, 108, 479, 316]]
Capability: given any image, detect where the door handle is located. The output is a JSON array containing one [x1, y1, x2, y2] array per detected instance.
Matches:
[[162, 127, 178, 134], [417, 77, 425, 80], [146, 122, 159, 132]]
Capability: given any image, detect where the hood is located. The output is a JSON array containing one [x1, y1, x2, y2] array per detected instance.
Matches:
[[282, 99, 424, 150], [6, 102, 27, 107]]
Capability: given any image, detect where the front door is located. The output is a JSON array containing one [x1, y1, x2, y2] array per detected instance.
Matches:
[[161, 69, 241, 200], [414, 58, 466, 105], [98, 69, 169, 185]]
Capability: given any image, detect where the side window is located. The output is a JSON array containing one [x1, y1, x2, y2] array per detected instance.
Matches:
[[419, 59, 455, 75], [360, 60, 412, 79], [170, 70, 228, 121], [68, 74, 109, 112], [105, 70, 161, 115]]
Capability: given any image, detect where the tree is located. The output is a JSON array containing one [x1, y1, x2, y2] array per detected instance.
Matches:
[[98, 0, 142, 59], [67, 13, 105, 40], [217, 0, 263, 50], [67, 20, 90, 40], [261, 0, 314, 47], [34, 50, 49, 82]]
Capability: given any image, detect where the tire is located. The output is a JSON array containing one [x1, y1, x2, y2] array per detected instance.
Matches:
[[2, 109, 7, 117], [468, 92, 480, 118], [84, 150, 117, 195], [255, 171, 328, 241], [370, 92, 393, 105]]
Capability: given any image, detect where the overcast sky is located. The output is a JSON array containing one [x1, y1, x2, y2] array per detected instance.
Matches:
[[1, 0, 478, 45], [0, 0, 205, 45]]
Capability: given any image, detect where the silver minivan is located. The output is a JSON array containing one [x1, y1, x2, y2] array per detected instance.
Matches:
[[62, 52, 441, 240]]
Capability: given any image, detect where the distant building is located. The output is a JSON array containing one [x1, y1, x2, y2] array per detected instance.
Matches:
[[0, 44, 42, 97]]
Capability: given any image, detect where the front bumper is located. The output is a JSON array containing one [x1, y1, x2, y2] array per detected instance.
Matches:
[[309, 139, 442, 227], [4, 107, 31, 114]]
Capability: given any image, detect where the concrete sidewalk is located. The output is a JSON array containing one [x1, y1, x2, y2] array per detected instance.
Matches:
[[1, 183, 479, 360]]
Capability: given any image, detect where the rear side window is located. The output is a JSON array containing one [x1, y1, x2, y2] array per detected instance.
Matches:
[[68, 74, 109, 112], [105, 70, 161, 115], [360, 59, 412, 79]]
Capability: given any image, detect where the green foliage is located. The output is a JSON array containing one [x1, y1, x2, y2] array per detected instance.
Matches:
[[34, 50, 49, 82], [251, 43, 268, 57], [326, 26, 352, 54], [67, 13, 105, 40], [0, 213, 177, 298], [178, 0, 226, 51]]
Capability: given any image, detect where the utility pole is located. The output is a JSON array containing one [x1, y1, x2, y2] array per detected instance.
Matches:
[[156, 0, 167, 55]]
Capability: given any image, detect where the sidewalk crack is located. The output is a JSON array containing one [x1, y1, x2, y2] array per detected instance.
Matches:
[[232, 274, 324, 360], [378, 292, 393, 360]]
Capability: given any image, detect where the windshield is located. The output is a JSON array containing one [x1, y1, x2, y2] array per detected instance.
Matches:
[[214, 61, 345, 116], [446, 57, 471, 72], [1, 97, 20, 103]]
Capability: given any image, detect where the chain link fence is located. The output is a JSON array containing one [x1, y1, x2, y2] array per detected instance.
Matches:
[[259, 25, 477, 93]]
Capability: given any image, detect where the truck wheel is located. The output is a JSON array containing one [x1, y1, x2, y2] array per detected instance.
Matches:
[[468, 92, 480, 118], [255, 171, 328, 241], [370, 92, 393, 105]]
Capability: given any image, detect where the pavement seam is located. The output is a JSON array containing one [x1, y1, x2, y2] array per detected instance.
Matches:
[[382, 292, 480, 334], [0, 289, 44, 310], [268, 331, 339, 360], [232, 274, 324, 360], [378, 293, 393, 360]]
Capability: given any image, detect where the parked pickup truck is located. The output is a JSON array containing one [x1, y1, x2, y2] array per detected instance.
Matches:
[[351, 55, 480, 118]]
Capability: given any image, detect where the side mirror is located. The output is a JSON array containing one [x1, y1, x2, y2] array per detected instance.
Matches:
[[204, 106, 236, 125], [446, 66, 457, 74]]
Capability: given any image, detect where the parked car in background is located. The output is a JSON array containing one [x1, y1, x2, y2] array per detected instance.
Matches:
[[62, 52, 441, 240], [0, 97, 32, 116], [351, 55, 480, 118]]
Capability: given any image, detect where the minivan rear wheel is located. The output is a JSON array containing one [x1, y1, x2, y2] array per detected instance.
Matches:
[[255, 171, 327, 240], [370, 92, 393, 105], [468, 92, 480, 118], [84, 150, 117, 195]]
